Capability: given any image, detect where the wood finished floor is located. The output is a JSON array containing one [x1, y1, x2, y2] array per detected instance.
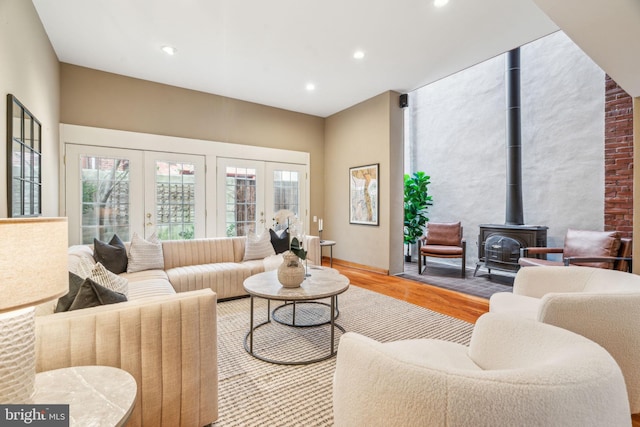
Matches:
[[329, 261, 640, 426]]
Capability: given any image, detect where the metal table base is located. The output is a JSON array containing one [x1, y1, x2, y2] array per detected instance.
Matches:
[[244, 295, 344, 365]]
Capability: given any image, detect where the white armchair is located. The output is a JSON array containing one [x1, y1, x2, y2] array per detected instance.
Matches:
[[490, 266, 640, 413], [333, 312, 630, 426]]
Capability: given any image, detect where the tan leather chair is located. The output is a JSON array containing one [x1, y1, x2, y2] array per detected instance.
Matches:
[[519, 229, 632, 272], [418, 222, 466, 278]]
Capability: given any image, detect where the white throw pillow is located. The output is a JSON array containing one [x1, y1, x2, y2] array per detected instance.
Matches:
[[90, 262, 129, 297], [73, 255, 96, 279], [243, 230, 276, 261], [127, 232, 165, 273]]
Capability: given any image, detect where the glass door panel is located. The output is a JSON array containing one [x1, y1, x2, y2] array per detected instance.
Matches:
[[144, 152, 206, 239], [65, 145, 144, 244], [217, 158, 265, 236], [265, 163, 307, 232], [217, 159, 307, 236], [80, 156, 131, 242]]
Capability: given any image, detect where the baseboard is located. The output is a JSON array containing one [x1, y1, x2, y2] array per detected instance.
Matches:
[[326, 256, 389, 275]]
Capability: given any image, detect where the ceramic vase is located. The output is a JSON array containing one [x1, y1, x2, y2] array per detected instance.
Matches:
[[277, 251, 305, 288]]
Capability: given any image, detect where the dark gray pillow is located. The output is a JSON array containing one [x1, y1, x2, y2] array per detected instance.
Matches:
[[55, 272, 86, 313], [269, 228, 289, 254], [68, 277, 127, 311], [94, 234, 128, 274]]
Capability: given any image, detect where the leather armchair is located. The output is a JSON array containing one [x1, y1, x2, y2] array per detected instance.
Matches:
[[418, 222, 466, 278], [519, 228, 632, 272]]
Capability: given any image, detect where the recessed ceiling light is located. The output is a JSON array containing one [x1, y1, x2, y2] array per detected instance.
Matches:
[[434, 0, 449, 7], [306, 83, 316, 91], [353, 50, 365, 60], [161, 45, 177, 55]]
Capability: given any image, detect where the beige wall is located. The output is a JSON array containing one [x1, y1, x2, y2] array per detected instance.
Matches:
[[60, 64, 326, 225], [0, 0, 60, 217], [324, 91, 404, 273]]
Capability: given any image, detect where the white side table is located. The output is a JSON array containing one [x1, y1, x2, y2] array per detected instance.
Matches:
[[320, 240, 336, 268], [33, 366, 137, 427]]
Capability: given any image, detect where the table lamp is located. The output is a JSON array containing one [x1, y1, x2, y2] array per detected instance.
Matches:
[[0, 217, 68, 403]]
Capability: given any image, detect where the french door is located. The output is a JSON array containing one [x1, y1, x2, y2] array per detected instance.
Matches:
[[216, 158, 307, 236], [65, 144, 205, 244]]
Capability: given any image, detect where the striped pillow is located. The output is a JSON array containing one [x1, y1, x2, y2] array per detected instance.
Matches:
[[243, 230, 276, 261], [73, 256, 96, 279], [90, 262, 129, 297], [127, 232, 165, 273]]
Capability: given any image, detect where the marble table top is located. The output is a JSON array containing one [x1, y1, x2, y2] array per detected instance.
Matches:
[[34, 365, 137, 427], [244, 267, 349, 301]]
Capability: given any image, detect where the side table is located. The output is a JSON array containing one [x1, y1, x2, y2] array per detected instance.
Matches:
[[320, 240, 336, 268], [33, 365, 137, 427]]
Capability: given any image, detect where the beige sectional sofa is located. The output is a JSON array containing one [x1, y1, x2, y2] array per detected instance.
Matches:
[[34, 235, 320, 427], [161, 236, 320, 299]]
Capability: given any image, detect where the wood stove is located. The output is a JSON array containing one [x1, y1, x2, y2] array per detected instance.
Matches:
[[475, 48, 548, 275], [476, 224, 547, 275]]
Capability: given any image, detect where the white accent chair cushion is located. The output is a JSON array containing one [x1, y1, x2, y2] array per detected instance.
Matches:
[[490, 265, 640, 413], [333, 312, 631, 426]]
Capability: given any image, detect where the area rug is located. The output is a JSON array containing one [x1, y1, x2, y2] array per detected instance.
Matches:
[[213, 285, 474, 426], [399, 262, 515, 299]]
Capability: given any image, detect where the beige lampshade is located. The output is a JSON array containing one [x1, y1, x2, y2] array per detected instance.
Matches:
[[0, 217, 68, 313]]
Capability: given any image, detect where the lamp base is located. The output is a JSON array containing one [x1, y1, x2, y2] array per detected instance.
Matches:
[[0, 307, 36, 403]]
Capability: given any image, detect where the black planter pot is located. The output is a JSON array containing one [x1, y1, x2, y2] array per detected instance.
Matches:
[[405, 255, 412, 262]]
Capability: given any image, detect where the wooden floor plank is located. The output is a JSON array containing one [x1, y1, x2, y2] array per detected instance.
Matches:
[[335, 263, 489, 323]]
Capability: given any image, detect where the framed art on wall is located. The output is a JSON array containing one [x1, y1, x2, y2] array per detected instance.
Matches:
[[349, 163, 379, 226], [6, 94, 42, 217]]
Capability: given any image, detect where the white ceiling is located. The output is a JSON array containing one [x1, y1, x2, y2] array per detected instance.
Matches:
[[31, 1, 569, 117]]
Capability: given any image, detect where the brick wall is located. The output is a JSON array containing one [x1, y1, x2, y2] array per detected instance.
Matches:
[[604, 75, 634, 237]]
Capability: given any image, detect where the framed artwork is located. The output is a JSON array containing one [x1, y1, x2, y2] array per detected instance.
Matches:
[[349, 163, 379, 226], [6, 94, 42, 217]]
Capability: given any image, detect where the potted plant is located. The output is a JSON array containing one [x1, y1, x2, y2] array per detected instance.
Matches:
[[404, 172, 433, 262]]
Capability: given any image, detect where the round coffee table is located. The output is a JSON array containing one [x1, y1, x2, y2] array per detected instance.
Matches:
[[243, 267, 349, 365]]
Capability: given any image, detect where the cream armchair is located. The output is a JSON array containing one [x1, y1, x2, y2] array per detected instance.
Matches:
[[333, 313, 630, 426], [35, 289, 218, 427], [490, 266, 640, 413]]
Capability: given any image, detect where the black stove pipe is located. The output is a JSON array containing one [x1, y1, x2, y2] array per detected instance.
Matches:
[[505, 48, 524, 226]]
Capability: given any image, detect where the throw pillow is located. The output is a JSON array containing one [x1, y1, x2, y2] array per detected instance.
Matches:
[[89, 262, 129, 297], [73, 256, 96, 279], [127, 232, 164, 273], [269, 228, 290, 254], [55, 272, 87, 313], [68, 277, 127, 311], [243, 230, 276, 261], [93, 234, 128, 274]]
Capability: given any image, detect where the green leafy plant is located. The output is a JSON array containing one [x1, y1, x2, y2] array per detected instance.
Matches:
[[404, 172, 433, 261]]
